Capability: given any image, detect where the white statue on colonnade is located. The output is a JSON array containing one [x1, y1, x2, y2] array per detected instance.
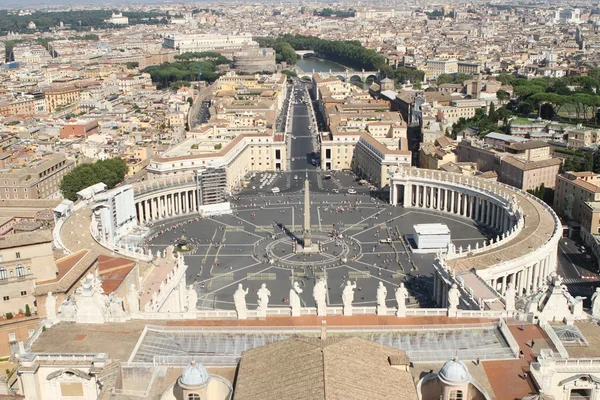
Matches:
[[395, 283, 408, 317], [234, 284, 249, 320], [313, 278, 327, 316], [342, 281, 357, 316], [376, 282, 388, 315], [290, 281, 303, 317]]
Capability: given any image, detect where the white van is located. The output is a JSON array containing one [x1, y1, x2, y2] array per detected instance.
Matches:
[[271, 187, 280, 193]]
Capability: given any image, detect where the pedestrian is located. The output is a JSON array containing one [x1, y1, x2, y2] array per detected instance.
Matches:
[[530, 339, 535, 348], [523, 372, 528, 380], [519, 350, 524, 359], [476, 357, 480, 365]]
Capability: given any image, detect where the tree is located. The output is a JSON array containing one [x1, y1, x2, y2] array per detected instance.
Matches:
[[60, 158, 128, 201], [496, 89, 509, 105], [25, 304, 31, 317], [436, 74, 452, 85], [563, 194, 575, 220], [187, 97, 193, 106]]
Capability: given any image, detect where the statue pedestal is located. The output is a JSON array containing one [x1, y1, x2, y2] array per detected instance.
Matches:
[[377, 306, 387, 316], [294, 243, 320, 254], [447, 308, 458, 318], [316, 306, 326, 317], [396, 308, 406, 318], [236, 310, 247, 320], [257, 309, 267, 318], [291, 308, 300, 317], [343, 306, 353, 316]]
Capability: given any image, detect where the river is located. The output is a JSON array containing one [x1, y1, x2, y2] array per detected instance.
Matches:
[[295, 57, 371, 88], [295, 57, 348, 74]]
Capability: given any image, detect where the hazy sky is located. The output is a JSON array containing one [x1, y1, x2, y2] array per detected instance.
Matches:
[[0, 0, 174, 7]]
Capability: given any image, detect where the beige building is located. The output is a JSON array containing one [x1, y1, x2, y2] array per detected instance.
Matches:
[[554, 172, 600, 223], [438, 100, 487, 123], [566, 128, 600, 148], [43, 86, 81, 113], [420, 137, 457, 170], [0, 230, 55, 319], [425, 58, 458, 79], [0, 154, 75, 200], [457, 137, 562, 191]]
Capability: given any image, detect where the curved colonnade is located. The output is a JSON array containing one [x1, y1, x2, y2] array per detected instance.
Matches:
[[390, 168, 562, 307], [132, 174, 200, 224]]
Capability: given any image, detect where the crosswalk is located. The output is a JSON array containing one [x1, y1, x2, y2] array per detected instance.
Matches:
[[563, 278, 600, 284], [565, 284, 597, 298]]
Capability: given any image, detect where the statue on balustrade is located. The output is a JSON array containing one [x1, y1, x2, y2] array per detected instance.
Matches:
[[591, 288, 600, 318], [504, 283, 516, 312], [395, 283, 408, 317], [290, 281, 303, 317], [376, 282, 388, 315], [234, 284, 249, 320], [448, 283, 460, 311], [342, 281, 357, 316], [187, 284, 198, 312], [313, 278, 327, 316], [257, 283, 271, 311]]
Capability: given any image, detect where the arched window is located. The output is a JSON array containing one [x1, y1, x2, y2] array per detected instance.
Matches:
[[188, 394, 200, 400], [0, 267, 6, 280], [16, 264, 24, 278], [450, 390, 463, 400]]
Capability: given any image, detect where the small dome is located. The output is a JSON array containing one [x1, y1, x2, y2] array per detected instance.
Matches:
[[438, 358, 471, 386], [179, 360, 211, 389]]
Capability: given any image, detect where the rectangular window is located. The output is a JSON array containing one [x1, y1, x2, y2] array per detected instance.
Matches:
[[15, 252, 20, 259], [20, 291, 26, 296], [3, 296, 9, 301], [8, 333, 15, 341]]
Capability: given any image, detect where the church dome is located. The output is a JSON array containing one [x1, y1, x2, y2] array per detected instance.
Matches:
[[438, 358, 471, 386], [178, 360, 211, 389]]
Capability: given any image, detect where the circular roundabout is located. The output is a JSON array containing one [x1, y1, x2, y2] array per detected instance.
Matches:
[[255, 232, 362, 270]]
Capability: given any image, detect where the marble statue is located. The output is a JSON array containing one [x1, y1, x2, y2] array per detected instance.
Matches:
[[127, 284, 140, 313], [290, 281, 303, 317], [74, 273, 108, 324], [313, 278, 327, 316], [448, 283, 460, 311], [59, 299, 76, 320], [257, 283, 271, 311], [45, 292, 57, 320], [395, 283, 408, 317], [342, 281, 357, 316], [504, 283, 516, 312], [187, 285, 198, 312], [234, 284, 249, 320], [573, 296, 586, 319], [591, 288, 600, 318], [107, 296, 125, 317], [376, 282, 388, 315]]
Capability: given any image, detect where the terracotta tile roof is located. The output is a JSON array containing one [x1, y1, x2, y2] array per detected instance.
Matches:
[[0, 230, 52, 249], [234, 336, 417, 400], [37, 249, 89, 286]]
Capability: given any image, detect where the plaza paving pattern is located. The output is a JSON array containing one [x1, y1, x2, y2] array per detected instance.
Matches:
[[147, 190, 494, 311]]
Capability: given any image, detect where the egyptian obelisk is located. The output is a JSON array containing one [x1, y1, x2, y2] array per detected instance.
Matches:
[[303, 178, 312, 248]]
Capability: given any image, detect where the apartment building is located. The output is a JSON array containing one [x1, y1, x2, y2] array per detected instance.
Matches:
[[457, 61, 481, 75], [555, 172, 600, 223], [437, 99, 487, 123], [162, 34, 255, 54], [59, 119, 100, 139], [0, 154, 75, 199], [0, 230, 55, 318], [43, 86, 81, 112], [565, 128, 600, 148], [425, 58, 458, 79], [419, 137, 457, 170], [456, 136, 562, 191]]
